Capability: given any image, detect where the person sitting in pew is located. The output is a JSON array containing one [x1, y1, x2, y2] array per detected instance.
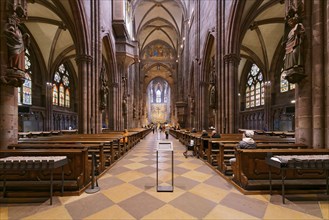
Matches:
[[211, 130, 221, 138], [230, 130, 257, 164], [201, 130, 210, 138], [238, 130, 256, 149]]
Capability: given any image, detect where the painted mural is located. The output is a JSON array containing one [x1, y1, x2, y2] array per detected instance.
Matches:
[[142, 43, 175, 60], [150, 103, 167, 123]]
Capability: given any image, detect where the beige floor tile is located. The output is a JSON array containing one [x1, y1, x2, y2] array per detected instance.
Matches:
[[145, 186, 186, 203], [22, 206, 72, 220], [58, 193, 90, 205], [129, 157, 148, 162], [102, 182, 143, 203], [181, 170, 212, 182], [123, 162, 147, 170], [189, 183, 230, 203], [84, 204, 135, 220], [141, 204, 197, 220], [0, 207, 8, 220], [204, 204, 259, 220], [247, 194, 271, 202], [177, 161, 203, 170], [115, 170, 145, 182], [263, 203, 323, 219], [319, 201, 329, 220]]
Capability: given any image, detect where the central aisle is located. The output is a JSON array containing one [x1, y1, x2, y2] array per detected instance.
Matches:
[[2, 132, 327, 219]]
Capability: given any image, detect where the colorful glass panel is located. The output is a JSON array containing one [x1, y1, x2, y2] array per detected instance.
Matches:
[[63, 75, 69, 86], [156, 90, 161, 103], [23, 73, 32, 105], [65, 89, 70, 108], [245, 64, 264, 109], [53, 63, 71, 108], [54, 72, 61, 83], [53, 85, 58, 105], [18, 87, 22, 105], [59, 84, 65, 106]]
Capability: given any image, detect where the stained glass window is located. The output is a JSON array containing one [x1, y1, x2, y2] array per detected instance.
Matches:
[[156, 90, 161, 103], [23, 73, 32, 105], [65, 89, 70, 108], [280, 72, 295, 92], [59, 84, 65, 107], [18, 87, 22, 105], [53, 63, 71, 108], [53, 85, 58, 105], [245, 64, 264, 109], [19, 49, 32, 105]]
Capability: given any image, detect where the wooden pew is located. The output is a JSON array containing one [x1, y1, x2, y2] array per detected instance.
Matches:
[[8, 143, 106, 173], [231, 148, 329, 191], [217, 142, 307, 175], [0, 148, 91, 201], [18, 138, 118, 166]]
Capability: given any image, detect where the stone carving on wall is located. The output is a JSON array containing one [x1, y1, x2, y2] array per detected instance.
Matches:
[[142, 42, 175, 61], [100, 63, 109, 110], [282, 0, 306, 83], [1, 0, 29, 87], [209, 85, 216, 109]]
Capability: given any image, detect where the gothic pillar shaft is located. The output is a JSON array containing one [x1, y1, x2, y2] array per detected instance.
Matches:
[[311, 0, 325, 148], [325, 0, 329, 148], [295, 0, 317, 147], [76, 55, 93, 134], [223, 54, 239, 133], [0, 87, 18, 148]]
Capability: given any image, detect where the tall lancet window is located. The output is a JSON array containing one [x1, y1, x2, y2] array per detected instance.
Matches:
[[156, 89, 161, 103], [280, 72, 295, 92], [18, 49, 32, 105], [245, 64, 264, 109], [52, 64, 71, 108], [150, 89, 154, 103]]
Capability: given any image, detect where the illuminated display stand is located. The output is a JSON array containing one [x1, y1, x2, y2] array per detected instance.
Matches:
[[156, 141, 174, 192]]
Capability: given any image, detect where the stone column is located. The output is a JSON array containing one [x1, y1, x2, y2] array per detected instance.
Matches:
[[223, 54, 240, 133], [0, 86, 18, 148], [45, 82, 53, 131], [76, 54, 93, 134], [311, 0, 325, 148], [295, 0, 313, 147]]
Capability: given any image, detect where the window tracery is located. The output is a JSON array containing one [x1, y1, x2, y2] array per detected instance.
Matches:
[[246, 64, 264, 109], [18, 49, 32, 105], [52, 64, 71, 108]]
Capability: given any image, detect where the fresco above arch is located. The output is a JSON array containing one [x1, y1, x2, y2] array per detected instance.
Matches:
[[142, 42, 175, 61]]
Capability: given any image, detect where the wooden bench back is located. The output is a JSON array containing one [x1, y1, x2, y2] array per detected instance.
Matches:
[[233, 148, 329, 189]]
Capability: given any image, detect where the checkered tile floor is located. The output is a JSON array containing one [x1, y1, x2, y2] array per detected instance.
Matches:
[[1, 132, 328, 219]]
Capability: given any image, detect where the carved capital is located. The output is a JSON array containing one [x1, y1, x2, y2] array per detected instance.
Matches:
[[0, 69, 25, 87], [284, 67, 306, 84], [75, 54, 93, 64], [223, 53, 240, 65]]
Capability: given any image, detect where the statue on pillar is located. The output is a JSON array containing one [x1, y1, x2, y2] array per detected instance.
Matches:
[[1, 14, 30, 87], [122, 97, 127, 116], [1, 0, 29, 87], [190, 97, 195, 115], [209, 85, 216, 109], [282, 0, 306, 83], [100, 64, 109, 110]]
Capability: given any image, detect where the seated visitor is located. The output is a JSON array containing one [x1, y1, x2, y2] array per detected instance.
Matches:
[[210, 130, 221, 150], [230, 130, 257, 164], [201, 130, 210, 138], [191, 128, 197, 133], [237, 130, 256, 149], [211, 130, 221, 138]]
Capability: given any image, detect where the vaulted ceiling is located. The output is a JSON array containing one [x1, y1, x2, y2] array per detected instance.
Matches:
[[22, 0, 284, 85], [132, 0, 185, 52]]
